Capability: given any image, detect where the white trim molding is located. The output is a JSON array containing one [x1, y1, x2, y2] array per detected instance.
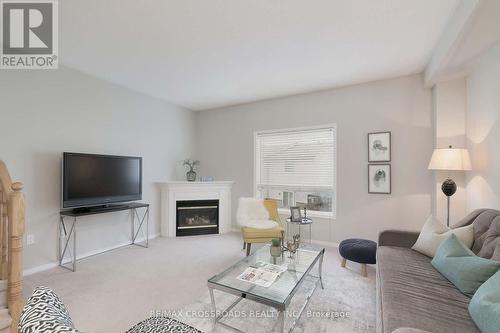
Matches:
[[23, 234, 160, 276]]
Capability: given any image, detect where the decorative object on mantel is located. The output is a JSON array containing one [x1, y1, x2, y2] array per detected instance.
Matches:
[[428, 145, 472, 226], [183, 159, 199, 182], [368, 131, 391, 162], [368, 164, 391, 194], [200, 176, 214, 182]]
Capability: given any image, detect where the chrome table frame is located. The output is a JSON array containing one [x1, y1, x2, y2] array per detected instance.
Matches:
[[286, 217, 313, 244], [207, 247, 324, 333], [59, 203, 149, 272]]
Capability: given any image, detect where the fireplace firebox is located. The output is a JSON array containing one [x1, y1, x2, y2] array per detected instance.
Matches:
[[176, 200, 219, 236]]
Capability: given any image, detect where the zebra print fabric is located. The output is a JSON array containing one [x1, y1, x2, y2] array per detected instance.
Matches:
[[19, 286, 203, 333], [18, 286, 78, 333], [126, 317, 203, 333]]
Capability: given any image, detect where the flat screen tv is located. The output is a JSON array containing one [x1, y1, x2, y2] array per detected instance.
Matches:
[[62, 152, 142, 209]]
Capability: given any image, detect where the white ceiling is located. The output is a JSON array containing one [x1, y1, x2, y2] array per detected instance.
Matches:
[[61, 0, 460, 110], [445, 0, 500, 72]]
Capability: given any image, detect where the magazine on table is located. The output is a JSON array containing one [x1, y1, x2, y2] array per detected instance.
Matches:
[[236, 261, 287, 287]]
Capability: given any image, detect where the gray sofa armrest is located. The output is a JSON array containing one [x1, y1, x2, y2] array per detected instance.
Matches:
[[378, 230, 419, 248]]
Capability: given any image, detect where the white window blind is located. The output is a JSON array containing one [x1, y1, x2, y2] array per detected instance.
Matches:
[[255, 126, 336, 191]]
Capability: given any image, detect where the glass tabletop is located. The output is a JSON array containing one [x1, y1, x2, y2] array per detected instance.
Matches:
[[286, 217, 313, 225], [208, 244, 324, 305]]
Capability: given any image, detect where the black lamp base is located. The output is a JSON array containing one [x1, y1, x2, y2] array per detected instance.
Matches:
[[442, 178, 457, 197], [441, 178, 456, 227]]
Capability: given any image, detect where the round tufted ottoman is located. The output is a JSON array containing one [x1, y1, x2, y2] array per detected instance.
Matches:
[[339, 238, 377, 277]]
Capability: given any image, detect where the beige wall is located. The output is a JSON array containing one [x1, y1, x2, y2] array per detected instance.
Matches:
[[466, 42, 500, 211], [0, 67, 196, 272], [195, 74, 434, 244]]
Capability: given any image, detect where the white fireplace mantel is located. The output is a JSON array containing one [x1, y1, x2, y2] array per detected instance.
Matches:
[[158, 181, 234, 237]]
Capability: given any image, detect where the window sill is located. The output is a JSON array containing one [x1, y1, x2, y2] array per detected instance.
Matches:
[[277, 208, 336, 220]]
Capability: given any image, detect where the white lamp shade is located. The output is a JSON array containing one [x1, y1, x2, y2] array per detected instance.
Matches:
[[428, 148, 472, 171]]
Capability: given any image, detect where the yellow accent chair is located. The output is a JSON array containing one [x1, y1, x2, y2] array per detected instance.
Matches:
[[239, 198, 285, 256]]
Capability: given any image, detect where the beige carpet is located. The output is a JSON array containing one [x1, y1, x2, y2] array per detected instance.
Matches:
[[24, 233, 375, 333]]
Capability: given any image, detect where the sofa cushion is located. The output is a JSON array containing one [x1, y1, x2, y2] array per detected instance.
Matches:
[[469, 271, 500, 333], [242, 219, 278, 229], [377, 246, 479, 333], [241, 226, 284, 239], [431, 234, 500, 297], [454, 209, 500, 260], [471, 210, 500, 260], [411, 216, 473, 258]]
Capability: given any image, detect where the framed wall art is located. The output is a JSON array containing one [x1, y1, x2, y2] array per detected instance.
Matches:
[[368, 131, 391, 162], [368, 164, 391, 194]]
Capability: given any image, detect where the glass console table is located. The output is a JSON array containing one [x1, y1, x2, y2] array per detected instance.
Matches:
[[207, 244, 324, 333]]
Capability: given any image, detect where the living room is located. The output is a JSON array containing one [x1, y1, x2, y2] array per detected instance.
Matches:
[[0, 1, 499, 332]]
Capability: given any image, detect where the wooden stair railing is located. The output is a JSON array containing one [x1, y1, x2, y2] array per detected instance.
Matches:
[[0, 161, 25, 333]]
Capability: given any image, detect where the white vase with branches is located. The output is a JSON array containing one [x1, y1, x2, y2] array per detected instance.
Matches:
[[183, 159, 199, 182]]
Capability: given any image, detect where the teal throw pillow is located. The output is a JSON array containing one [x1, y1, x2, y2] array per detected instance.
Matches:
[[431, 234, 500, 297], [469, 271, 500, 333]]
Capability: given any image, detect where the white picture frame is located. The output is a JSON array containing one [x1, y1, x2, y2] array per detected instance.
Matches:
[[368, 132, 391, 162]]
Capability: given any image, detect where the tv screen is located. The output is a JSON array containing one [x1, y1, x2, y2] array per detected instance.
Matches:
[[62, 152, 142, 208]]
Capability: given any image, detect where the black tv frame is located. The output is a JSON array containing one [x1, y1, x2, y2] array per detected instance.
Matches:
[[62, 152, 143, 209]]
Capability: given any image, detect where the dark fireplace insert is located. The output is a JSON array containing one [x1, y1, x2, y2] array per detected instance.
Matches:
[[176, 200, 219, 236]]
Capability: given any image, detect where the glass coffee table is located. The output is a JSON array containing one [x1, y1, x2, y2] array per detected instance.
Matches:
[[207, 244, 325, 332]]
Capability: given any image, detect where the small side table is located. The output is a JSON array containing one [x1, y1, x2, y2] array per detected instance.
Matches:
[[286, 217, 313, 244]]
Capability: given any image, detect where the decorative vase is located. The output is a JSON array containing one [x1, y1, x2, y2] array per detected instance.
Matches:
[[186, 170, 196, 182], [270, 245, 281, 258]]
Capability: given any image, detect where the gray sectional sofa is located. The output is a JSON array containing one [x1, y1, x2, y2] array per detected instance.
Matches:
[[376, 209, 500, 333]]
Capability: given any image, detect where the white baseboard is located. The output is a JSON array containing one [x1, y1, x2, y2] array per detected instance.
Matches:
[[23, 234, 160, 276], [23, 262, 59, 276], [310, 239, 339, 248]]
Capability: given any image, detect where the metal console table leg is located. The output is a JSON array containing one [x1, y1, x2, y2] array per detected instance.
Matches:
[[131, 206, 149, 248], [59, 216, 77, 272], [58, 203, 150, 272]]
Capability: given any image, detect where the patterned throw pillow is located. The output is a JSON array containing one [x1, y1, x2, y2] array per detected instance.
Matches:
[[18, 286, 78, 333]]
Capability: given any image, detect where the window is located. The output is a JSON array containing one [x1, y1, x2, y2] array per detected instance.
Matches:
[[255, 125, 336, 218]]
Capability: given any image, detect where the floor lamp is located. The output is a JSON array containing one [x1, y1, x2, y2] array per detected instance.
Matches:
[[428, 146, 472, 227]]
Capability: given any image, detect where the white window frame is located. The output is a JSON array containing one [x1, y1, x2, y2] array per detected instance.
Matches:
[[253, 124, 337, 219]]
